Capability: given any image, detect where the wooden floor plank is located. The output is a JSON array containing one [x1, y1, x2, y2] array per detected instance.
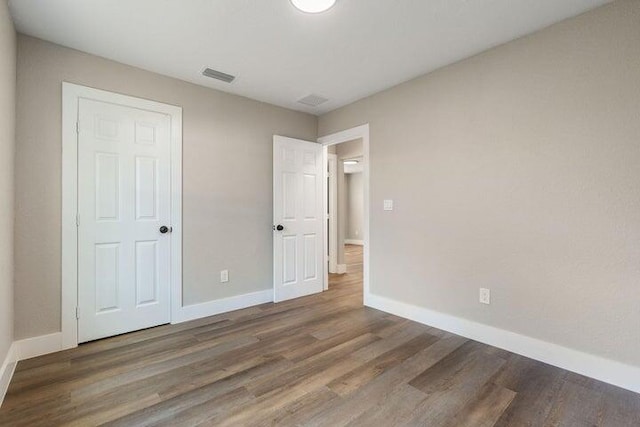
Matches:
[[249, 387, 341, 427], [404, 346, 507, 426], [493, 355, 570, 427], [302, 335, 471, 427], [1, 245, 639, 426], [443, 381, 517, 427], [344, 383, 427, 426], [544, 380, 607, 426], [327, 332, 439, 396]]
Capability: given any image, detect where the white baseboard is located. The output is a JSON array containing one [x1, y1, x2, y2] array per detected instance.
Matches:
[[0, 343, 18, 406], [336, 264, 347, 274], [14, 332, 63, 361], [345, 239, 364, 246], [172, 289, 273, 324], [366, 293, 640, 395], [1, 333, 63, 406]]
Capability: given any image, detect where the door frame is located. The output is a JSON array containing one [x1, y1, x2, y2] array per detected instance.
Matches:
[[319, 124, 370, 304], [327, 153, 338, 280], [61, 82, 183, 349]]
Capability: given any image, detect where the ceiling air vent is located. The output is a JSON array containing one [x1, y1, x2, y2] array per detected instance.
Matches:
[[202, 68, 236, 83], [298, 94, 329, 107]]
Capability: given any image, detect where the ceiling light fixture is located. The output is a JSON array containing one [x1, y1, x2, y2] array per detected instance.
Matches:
[[290, 0, 336, 14], [343, 160, 359, 165]]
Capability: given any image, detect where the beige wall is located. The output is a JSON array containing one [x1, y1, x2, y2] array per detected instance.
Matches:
[[319, 0, 640, 367], [0, 0, 15, 362], [335, 138, 363, 160], [14, 35, 317, 340]]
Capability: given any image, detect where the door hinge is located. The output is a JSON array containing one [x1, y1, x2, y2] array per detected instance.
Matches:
[[76, 121, 79, 134], [75, 307, 80, 319], [76, 214, 80, 227]]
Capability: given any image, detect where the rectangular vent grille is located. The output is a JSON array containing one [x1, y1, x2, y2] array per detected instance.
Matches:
[[202, 68, 236, 83], [298, 94, 329, 107]]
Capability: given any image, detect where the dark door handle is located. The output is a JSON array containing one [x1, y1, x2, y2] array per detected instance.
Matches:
[[159, 226, 171, 234], [274, 224, 284, 231]]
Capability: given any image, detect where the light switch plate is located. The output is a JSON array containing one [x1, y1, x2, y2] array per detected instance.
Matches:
[[383, 199, 393, 211], [220, 270, 229, 283], [479, 288, 491, 305]]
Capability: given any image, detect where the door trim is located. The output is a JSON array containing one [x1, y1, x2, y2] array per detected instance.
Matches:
[[61, 82, 183, 349], [327, 153, 337, 279], [319, 124, 370, 305]]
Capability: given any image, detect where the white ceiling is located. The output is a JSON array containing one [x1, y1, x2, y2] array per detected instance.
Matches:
[[9, 0, 610, 115]]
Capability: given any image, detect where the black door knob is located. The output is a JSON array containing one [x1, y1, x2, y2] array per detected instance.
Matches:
[[275, 224, 284, 231], [159, 226, 170, 234]]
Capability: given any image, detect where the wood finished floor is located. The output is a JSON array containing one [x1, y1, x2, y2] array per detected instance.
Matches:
[[1, 244, 639, 426]]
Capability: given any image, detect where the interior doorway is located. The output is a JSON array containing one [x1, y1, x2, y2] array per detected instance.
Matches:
[[320, 125, 370, 304], [326, 138, 364, 294]]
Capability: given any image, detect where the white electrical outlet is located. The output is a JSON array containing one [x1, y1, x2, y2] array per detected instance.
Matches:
[[220, 269, 229, 283], [479, 288, 491, 305]]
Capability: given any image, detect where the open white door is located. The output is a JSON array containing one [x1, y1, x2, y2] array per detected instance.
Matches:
[[273, 136, 324, 302]]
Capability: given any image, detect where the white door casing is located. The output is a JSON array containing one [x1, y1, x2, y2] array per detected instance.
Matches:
[[327, 153, 338, 276], [62, 82, 182, 348], [273, 136, 324, 303], [318, 124, 370, 306]]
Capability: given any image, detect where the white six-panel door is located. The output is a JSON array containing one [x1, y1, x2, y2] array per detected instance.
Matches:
[[77, 98, 172, 343], [273, 136, 324, 302]]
